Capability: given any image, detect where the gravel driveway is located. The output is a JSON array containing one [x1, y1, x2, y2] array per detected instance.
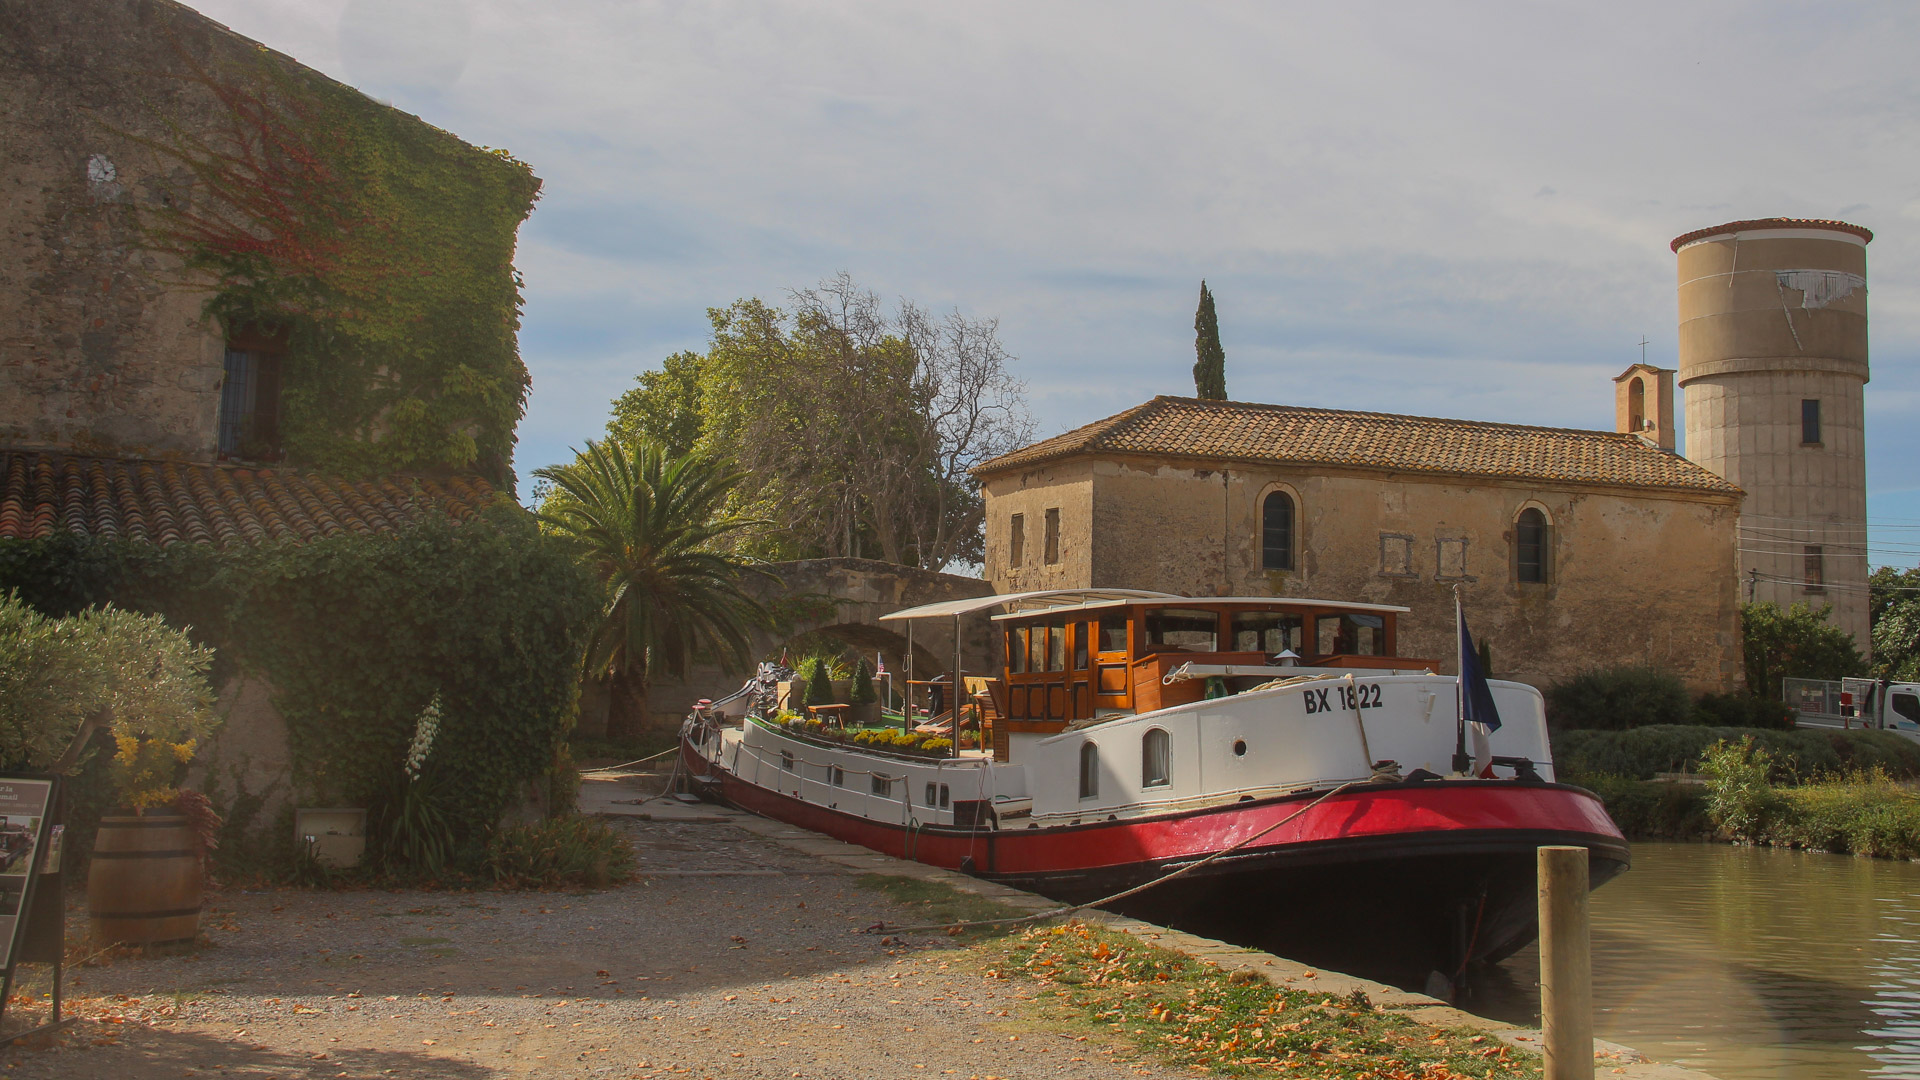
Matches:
[[2, 806, 1192, 1079]]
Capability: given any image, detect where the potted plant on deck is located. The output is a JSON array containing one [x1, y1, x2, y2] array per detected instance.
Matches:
[[0, 594, 219, 947]]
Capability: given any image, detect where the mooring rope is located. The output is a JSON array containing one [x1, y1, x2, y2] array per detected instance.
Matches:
[[866, 779, 1361, 936], [578, 746, 681, 773]]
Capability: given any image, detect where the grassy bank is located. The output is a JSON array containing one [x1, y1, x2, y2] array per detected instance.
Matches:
[[859, 874, 1536, 1079], [1698, 739, 1920, 858], [1568, 736, 1920, 859], [1553, 725, 1920, 781]]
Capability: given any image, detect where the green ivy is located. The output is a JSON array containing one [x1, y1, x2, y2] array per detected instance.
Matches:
[[0, 504, 597, 861], [132, 50, 540, 485]]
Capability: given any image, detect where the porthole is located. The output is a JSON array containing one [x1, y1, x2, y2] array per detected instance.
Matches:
[[1232, 739, 1247, 757]]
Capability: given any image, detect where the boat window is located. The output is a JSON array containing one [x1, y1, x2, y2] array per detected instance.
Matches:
[[1099, 613, 1128, 653], [781, 750, 794, 771], [1145, 608, 1219, 653], [925, 782, 937, 806], [1142, 728, 1171, 788], [1316, 613, 1385, 656], [1072, 623, 1090, 670], [940, 784, 951, 809], [831, 765, 844, 787], [1261, 491, 1295, 571], [1028, 624, 1047, 672], [1894, 693, 1920, 724], [871, 774, 891, 796], [1079, 742, 1100, 799], [1233, 611, 1304, 654], [1008, 627, 1027, 673], [1048, 623, 1066, 671], [1517, 508, 1548, 584]]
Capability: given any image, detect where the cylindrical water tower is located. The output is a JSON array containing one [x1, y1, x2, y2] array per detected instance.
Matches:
[[1673, 218, 1873, 651]]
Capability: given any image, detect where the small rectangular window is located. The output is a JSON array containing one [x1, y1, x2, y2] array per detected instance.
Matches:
[[1079, 743, 1099, 799], [1379, 533, 1415, 577], [925, 782, 937, 806], [1098, 614, 1129, 654], [1044, 508, 1061, 565], [939, 784, 950, 809], [1232, 612, 1303, 654], [871, 774, 890, 796], [1008, 627, 1028, 674], [1805, 545, 1825, 592], [830, 765, 844, 787], [218, 348, 284, 460], [780, 750, 794, 771], [1048, 623, 1066, 672], [1009, 514, 1025, 567], [1436, 537, 1469, 580], [1802, 399, 1822, 445], [1144, 609, 1218, 652], [1072, 623, 1090, 670]]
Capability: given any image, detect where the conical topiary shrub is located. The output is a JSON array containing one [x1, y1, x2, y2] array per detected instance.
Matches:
[[850, 658, 878, 704], [805, 657, 836, 707]]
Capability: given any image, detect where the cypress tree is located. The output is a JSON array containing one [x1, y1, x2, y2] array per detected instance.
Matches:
[[1193, 280, 1227, 400]]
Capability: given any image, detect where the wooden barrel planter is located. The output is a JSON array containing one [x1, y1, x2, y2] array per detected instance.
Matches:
[[86, 810, 203, 947]]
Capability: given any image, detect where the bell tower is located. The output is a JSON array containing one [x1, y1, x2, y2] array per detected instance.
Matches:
[[1672, 218, 1873, 649], [1613, 363, 1675, 449]]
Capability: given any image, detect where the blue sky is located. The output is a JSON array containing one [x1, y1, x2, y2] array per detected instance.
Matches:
[[192, 0, 1920, 566]]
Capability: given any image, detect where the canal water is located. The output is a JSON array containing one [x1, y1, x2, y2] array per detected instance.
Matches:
[[1470, 842, 1920, 1080]]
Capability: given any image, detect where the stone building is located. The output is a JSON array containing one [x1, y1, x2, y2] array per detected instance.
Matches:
[[1672, 218, 1875, 647], [973, 395, 1745, 693]]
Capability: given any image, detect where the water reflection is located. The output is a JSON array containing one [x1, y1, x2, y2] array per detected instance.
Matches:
[[1474, 842, 1920, 1080]]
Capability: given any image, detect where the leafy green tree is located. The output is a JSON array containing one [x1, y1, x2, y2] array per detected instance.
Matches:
[[535, 440, 768, 739], [1193, 280, 1227, 400], [608, 350, 706, 459], [1741, 601, 1862, 701], [596, 276, 1031, 570], [1871, 565, 1920, 680]]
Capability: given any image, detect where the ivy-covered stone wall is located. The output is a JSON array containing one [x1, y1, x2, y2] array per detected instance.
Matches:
[[0, 0, 539, 485]]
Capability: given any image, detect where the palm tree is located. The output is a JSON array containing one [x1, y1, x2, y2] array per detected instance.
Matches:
[[536, 439, 768, 740]]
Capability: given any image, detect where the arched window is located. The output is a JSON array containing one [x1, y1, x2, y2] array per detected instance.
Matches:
[[1261, 491, 1295, 571], [1078, 742, 1100, 799], [1516, 508, 1548, 584], [1628, 377, 1646, 432], [1142, 728, 1171, 788]]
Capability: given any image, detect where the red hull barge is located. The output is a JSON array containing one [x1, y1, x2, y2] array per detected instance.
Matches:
[[683, 739, 1627, 974]]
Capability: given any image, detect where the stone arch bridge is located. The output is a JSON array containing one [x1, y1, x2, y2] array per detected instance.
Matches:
[[580, 558, 998, 736]]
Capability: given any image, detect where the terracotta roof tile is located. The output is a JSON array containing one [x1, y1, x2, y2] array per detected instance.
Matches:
[[1670, 217, 1872, 251], [974, 396, 1741, 496], [0, 450, 499, 547]]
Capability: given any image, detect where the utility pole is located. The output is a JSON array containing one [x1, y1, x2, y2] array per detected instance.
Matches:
[[1747, 567, 1759, 604]]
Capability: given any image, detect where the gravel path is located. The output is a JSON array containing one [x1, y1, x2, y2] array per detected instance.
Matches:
[[1, 813, 1190, 1079]]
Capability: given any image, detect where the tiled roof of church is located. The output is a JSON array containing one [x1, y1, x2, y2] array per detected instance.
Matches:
[[974, 396, 1742, 495], [0, 450, 501, 547]]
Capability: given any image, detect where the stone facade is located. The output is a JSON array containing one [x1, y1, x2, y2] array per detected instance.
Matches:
[[978, 398, 1745, 694], [0, 0, 273, 458]]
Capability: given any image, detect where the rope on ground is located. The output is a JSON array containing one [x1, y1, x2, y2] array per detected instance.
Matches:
[[578, 746, 680, 773], [865, 779, 1360, 936]]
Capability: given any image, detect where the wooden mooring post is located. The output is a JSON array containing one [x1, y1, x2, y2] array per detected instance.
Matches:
[[1538, 845, 1593, 1080]]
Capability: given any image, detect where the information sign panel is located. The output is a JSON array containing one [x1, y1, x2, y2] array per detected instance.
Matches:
[[0, 778, 55, 972]]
